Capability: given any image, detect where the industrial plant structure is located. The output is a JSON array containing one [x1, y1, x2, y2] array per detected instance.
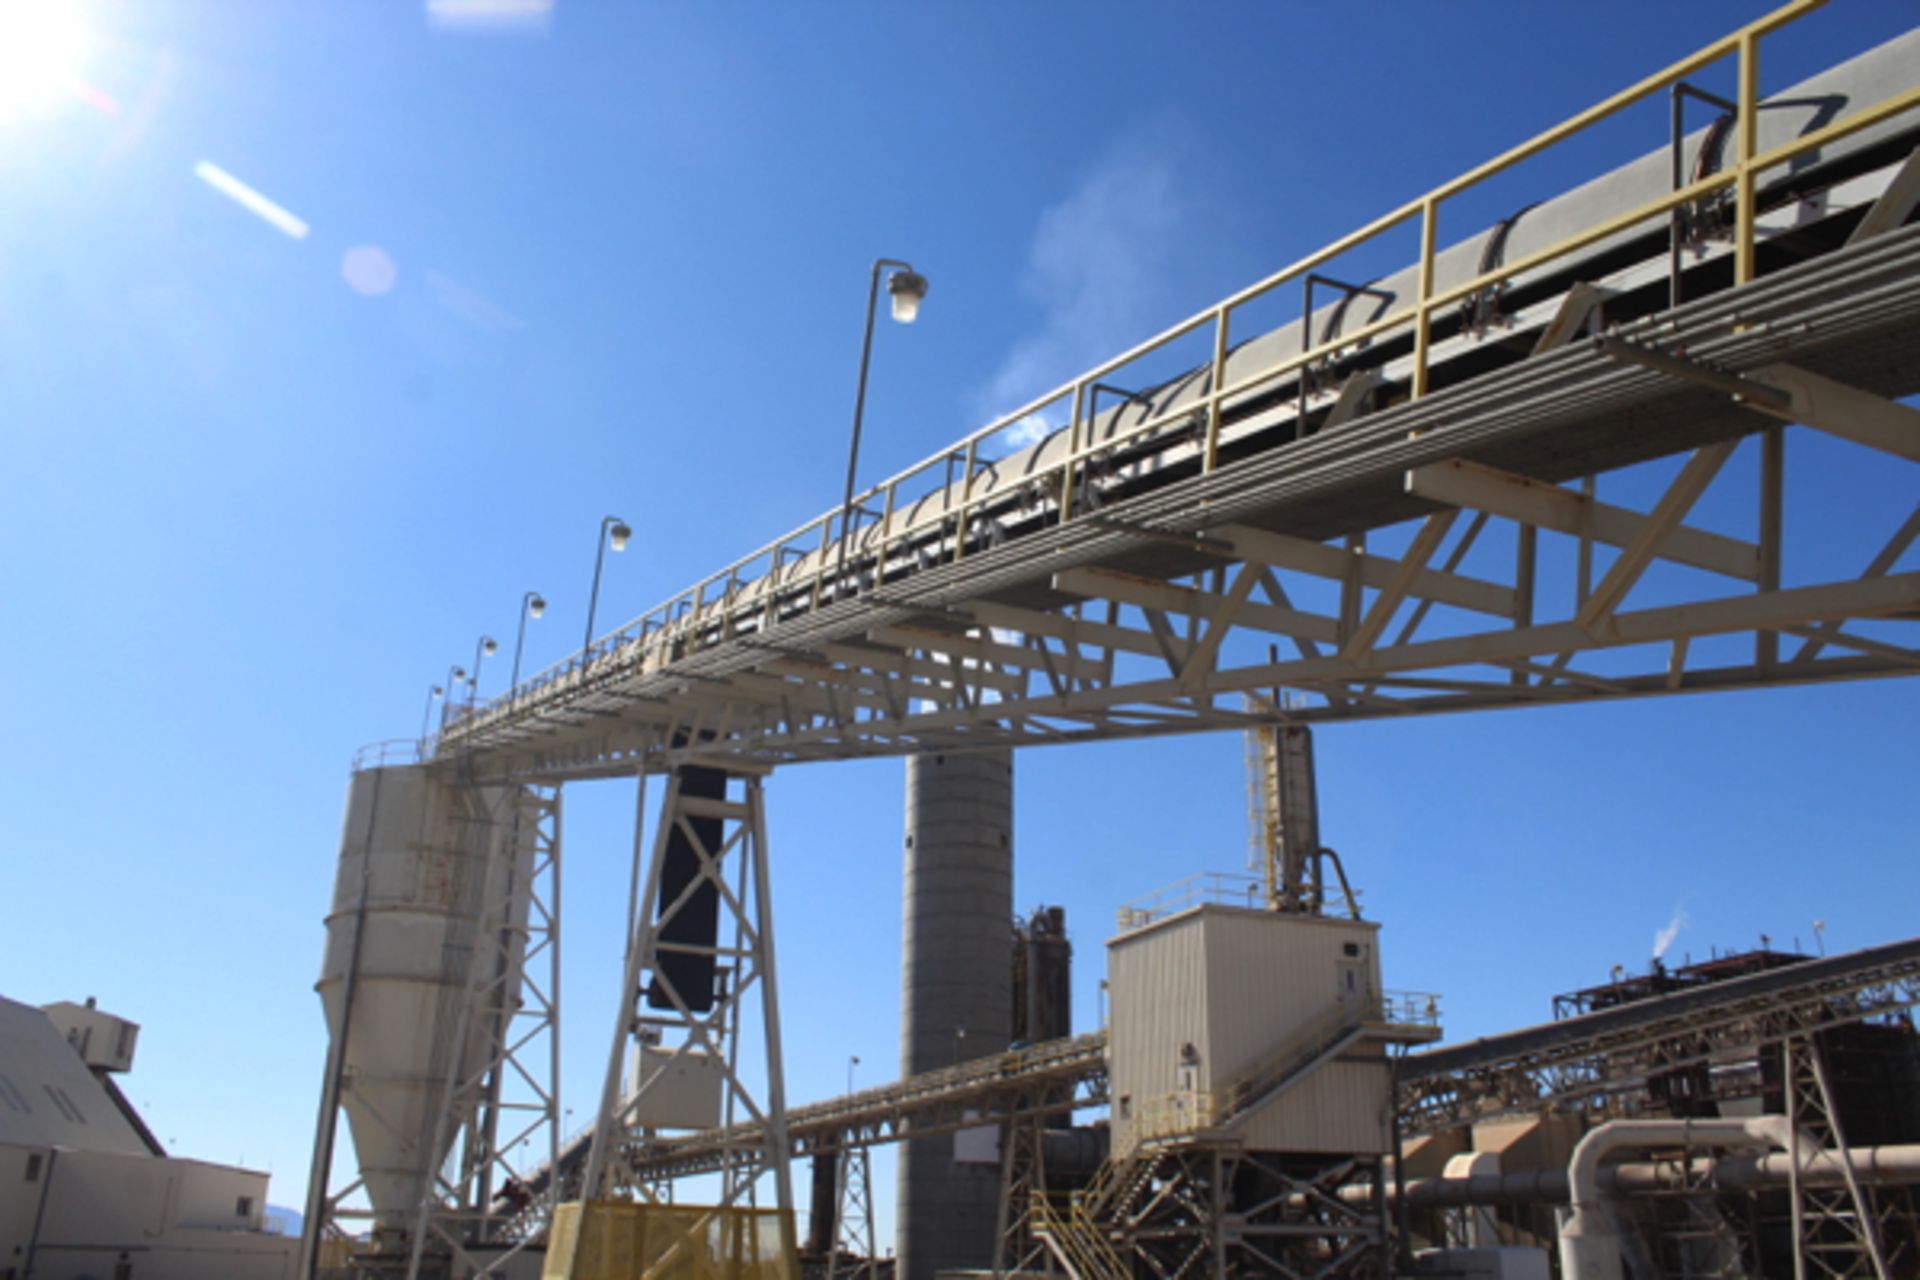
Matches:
[[298, 5, 1920, 1279], [0, 996, 299, 1278]]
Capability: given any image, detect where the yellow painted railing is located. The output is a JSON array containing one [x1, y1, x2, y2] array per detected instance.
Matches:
[[471, 0, 1920, 729], [1033, 1191, 1131, 1280]]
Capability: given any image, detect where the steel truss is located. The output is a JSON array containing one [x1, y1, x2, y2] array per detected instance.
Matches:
[[436, 224, 1920, 786], [1580, 1029, 1919, 1280], [620, 1031, 1108, 1185], [826, 1145, 878, 1280], [557, 943, 1912, 1192], [1400, 939, 1920, 1136], [570, 763, 798, 1273], [1782, 1034, 1901, 1280], [1081, 1144, 1390, 1280], [1623, 1150, 1756, 1280], [404, 784, 564, 1278], [993, 1115, 1062, 1277], [512, 1032, 1107, 1213]]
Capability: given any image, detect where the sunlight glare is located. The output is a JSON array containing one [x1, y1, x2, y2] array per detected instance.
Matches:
[[0, 0, 90, 125], [194, 160, 312, 240]]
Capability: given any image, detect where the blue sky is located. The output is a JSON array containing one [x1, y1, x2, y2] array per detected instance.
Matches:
[[3, 0, 1916, 1247]]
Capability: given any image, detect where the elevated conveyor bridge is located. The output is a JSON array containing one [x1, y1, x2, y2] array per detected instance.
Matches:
[[541, 934, 1916, 1194], [317, 10, 1920, 1275], [431, 4, 1920, 785]]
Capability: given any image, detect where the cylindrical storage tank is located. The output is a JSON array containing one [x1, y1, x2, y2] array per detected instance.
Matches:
[[898, 749, 1013, 1280], [318, 764, 534, 1232]]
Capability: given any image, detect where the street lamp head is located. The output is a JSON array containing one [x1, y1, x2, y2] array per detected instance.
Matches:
[[431, 685, 443, 698], [452, 666, 467, 680], [528, 593, 547, 619], [482, 636, 498, 656], [887, 269, 928, 324], [608, 519, 632, 552]]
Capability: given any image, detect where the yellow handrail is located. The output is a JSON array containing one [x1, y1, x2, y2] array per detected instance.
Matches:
[[466, 0, 1915, 729]]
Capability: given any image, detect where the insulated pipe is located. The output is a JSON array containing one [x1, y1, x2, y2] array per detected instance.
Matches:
[[1559, 1117, 1810, 1280], [1338, 1142, 1920, 1209]]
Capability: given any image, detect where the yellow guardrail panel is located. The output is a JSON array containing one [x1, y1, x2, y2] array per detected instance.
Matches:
[[543, 1200, 797, 1280]]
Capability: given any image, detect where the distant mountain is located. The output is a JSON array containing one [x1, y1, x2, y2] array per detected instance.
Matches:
[[263, 1205, 303, 1237]]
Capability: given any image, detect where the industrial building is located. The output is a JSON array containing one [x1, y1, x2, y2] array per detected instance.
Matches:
[[0, 996, 298, 1279], [293, 5, 1920, 1279]]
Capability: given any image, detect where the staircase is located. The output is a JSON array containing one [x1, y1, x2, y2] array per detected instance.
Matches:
[[1033, 1189, 1131, 1280], [1214, 1001, 1370, 1131]]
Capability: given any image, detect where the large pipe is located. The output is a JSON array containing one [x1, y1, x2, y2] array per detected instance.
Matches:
[[1346, 1142, 1920, 1209], [1559, 1117, 1809, 1280]]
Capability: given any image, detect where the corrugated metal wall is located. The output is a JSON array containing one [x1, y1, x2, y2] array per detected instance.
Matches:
[[1108, 906, 1391, 1155]]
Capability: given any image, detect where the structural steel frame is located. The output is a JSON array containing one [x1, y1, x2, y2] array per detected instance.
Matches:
[[319, 8, 1920, 1274], [301, 778, 564, 1280], [827, 1145, 879, 1280], [570, 765, 798, 1276], [1400, 939, 1920, 1137], [540, 941, 1916, 1190], [437, 233, 1920, 784], [411, 785, 564, 1272], [428, 0, 1920, 788]]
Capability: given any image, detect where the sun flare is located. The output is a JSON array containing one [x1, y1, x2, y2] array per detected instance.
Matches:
[[0, 0, 92, 124]]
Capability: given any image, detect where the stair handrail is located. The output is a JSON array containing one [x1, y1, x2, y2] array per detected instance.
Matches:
[[1133, 987, 1446, 1142]]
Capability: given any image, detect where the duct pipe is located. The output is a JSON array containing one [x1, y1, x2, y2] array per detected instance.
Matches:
[[1559, 1117, 1811, 1280], [1336, 1142, 1920, 1210]]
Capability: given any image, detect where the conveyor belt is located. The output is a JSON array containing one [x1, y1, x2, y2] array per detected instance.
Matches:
[[419, 26, 1920, 783], [1408, 935, 1920, 1078], [510, 935, 1916, 1198], [521, 1031, 1107, 1200]]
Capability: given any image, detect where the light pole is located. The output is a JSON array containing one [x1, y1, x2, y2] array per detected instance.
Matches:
[[510, 591, 546, 693], [584, 515, 632, 656], [468, 635, 498, 711], [847, 1054, 860, 1096], [440, 666, 467, 732], [419, 684, 443, 749], [836, 258, 928, 585]]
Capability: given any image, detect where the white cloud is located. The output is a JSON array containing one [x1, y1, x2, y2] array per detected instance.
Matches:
[[427, 0, 554, 31], [975, 117, 1204, 434], [998, 413, 1054, 452]]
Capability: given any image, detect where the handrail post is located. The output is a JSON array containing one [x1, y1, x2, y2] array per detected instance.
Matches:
[[1413, 197, 1439, 399], [1060, 381, 1086, 526], [954, 438, 979, 562], [1203, 306, 1229, 471], [809, 518, 833, 613], [1736, 30, 1760, 286], [879, 479, 898, 579]]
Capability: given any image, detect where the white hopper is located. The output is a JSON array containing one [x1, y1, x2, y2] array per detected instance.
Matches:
[[317, 763, 535, 1230]]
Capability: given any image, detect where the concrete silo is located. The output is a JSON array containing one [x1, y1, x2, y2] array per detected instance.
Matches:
[[897, 749, 1013, 1280]]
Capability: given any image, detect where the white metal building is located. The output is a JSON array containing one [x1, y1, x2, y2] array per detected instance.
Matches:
[[0, 995, 296, 1280]]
